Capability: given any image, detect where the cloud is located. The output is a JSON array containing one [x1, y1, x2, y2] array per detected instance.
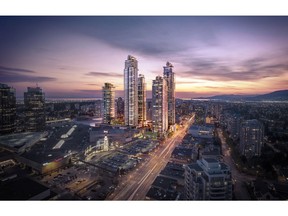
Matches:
[[177, 80, 204, 84], [178, 56, 288, 81], [0, 65, 35, 73], [77, 89, 102, 93], [86, 71, 122, 78], [0, 70, 56, 83], [86, 83, 100, 86], [83, 17, 209, 58]]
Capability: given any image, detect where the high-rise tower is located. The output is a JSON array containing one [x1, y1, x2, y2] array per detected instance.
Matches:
[[138, 74, 146, 126], [24, 86, 46, 132], [152, 76, 168, 135], [239, 119, 264, 158], [163, 62, 175, 126], [102, 83, 115, 124], [0, 83, 16, 135], [124, 55, 138, 126], [116, 97, 124, 118]]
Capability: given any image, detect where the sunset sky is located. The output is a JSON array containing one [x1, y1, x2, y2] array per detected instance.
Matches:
[[1, 16, 288, 98]]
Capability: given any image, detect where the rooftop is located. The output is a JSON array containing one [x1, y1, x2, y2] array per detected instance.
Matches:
[[204, 158, 219, 163], [152, 176, 178, 191], [160, 162, 184, 179], [0, 132, 45, 150], [186, 163, 203, 172], [16, 122, 90, 164], [20, 150, 65, 164]]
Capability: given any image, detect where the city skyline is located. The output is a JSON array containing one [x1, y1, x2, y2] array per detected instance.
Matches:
[[1, 16, 288, 98]]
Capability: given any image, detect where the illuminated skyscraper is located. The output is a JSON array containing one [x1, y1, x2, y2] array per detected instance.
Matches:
[[239, 119, 264, 158], [24, 87, 46, 132], [102, 83, 115, 124], [124, 55, 138, 126], [163, 62, 175, 126], [0, 83, 16, 135], [152, 76, 168, 135], [138, 74, 146, 126]]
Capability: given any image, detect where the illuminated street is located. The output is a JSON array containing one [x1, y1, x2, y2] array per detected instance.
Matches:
[[217, 128, 255, 200], [107, 115, 194, 200]]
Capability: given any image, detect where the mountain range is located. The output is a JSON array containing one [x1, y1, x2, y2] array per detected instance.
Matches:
[[195, 90, 288, 101]]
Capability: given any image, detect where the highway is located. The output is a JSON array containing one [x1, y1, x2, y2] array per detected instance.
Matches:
[[106, 115, 195, 200], [217, 128, 255, 200]]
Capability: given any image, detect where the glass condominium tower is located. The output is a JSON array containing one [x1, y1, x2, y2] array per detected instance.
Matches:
[[163, 62, 175, 126], [0, 83, 16, 135], [102, 83, 115, 124], [124, 55, 138, 126], [138, 74, 146, 126], [24, 86, 46, 132], [152, 76, 168, 135]]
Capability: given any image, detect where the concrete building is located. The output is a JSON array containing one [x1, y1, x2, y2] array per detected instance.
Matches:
[[184, 158, 232, 200], [152, 76, 168, 135], [0, 83, 16, 135], [124, 55, 138, 126], [14, 123, 90, 174], [102, 83, 115, 124], [138, 74, 146, 126], [24, 87, 46, 132], [163, 62, 175, 127], [239, 119, 264, 158]]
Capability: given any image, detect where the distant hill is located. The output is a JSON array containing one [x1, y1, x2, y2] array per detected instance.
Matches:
[[206, 94, 251, 101], [195, 90, 288, 101], [250, 90, 288, 101]]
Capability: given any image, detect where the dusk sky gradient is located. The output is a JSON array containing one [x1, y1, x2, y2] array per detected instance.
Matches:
[[1, 16, 288, 98]]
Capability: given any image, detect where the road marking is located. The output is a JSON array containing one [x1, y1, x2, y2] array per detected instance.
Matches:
[[128, 163, 158, 200]]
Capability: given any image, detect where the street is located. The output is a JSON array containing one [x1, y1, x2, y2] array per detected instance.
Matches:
[[217, 128, 255, 200], [106, 115, 194, 200]]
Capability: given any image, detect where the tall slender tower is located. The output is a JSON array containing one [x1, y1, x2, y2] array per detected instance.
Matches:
[[163, 62, 175, 126], [152, 76, 168, 135], [124, 55, 138, 126], [102, 83, 115, 124], [24, 86, 46, 132], [138, 74, 146, 126], [0, 83, 16, 135]]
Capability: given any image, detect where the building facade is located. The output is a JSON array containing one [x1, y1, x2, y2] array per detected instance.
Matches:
[[152, 76, 168, 135], [138, 74, 146, 126], [0, 84, 16, 135], [124, 55, 138, 126], [102, 83, 115, 124], [116, 97, 124, 118], [146, 99, 152, 121], [24, 87, 46, 132], [184, 158, 232, 200], [239, 119, 264, 158], [227, 114, 242, 141], [163, 62, 175, 126]]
